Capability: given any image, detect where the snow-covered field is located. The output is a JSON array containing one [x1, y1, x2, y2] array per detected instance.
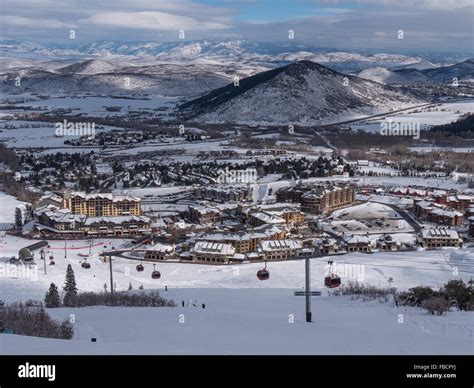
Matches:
[[14, 95, 178, 117], [0, 119, 112, 148], [0, 192, 27, 228], [331, 202, 401, 220], [0, 232, 472, 354], [350, 99, 473, 133], [1, 288, 472, 355]]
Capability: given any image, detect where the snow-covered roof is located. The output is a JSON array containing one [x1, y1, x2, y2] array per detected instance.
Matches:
[[430, 207, 463, 218], [192, 241, 235, 256], [250, 212, 286, 224], [421, 228, 460, 239], [39, 192, 63, 204], [189, 205, 220, 215], [85, 215, 150, 225], [147, 243, 174, 253], [343, 234, 370, 244], [416, 200, 433, 209], [38, 207, 87, 224], [260, 239, 302, 252], [68, 191, 140, 202], [196, 224, 283, 243]]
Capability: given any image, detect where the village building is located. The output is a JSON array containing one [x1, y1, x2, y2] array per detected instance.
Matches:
[[82, 215, 151, 237], [247, 212, 286, 227], [276, 183, 354, 214], [34, 205, 150, 237], [37, 192, 63, 208], [376, 235, 399, 251], [63, 191, 141, 216], [414, 200, 464, 226], [190, 241, 237, 264], [194, 224, 286, 254], [194, 185, 253, 203], [343, 234, 372, 253], [317, 238, 340, 255], [188, 205, 220, 225], [258, 240, 303, 261], [420, 228, 463, 249], [144, 243, 175, 261]]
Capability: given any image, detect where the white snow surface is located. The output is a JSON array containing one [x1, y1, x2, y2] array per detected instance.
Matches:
[[0, 232, 472, 354]]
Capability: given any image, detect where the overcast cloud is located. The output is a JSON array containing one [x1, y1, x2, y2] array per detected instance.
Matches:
[[0, 0, 472, 53]]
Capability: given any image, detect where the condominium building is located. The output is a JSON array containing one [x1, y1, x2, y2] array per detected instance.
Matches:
[[276, 183, 354, 214], [414, 200, 464, 227], [34, 205, 150, 237], [194, 185, 253, 203], [188, 205, 220, 224], [63, 191, 141, 216]]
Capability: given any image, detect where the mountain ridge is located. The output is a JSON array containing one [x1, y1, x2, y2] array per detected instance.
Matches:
[[179, 60, 424, 125]]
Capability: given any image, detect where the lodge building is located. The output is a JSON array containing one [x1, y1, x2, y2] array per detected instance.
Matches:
[[63, 191, 141, 217], [276, 183, 354, 214]]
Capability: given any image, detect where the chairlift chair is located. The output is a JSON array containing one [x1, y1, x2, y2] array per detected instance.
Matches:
[[257, 261, 270, 281], [324, 260, 341, 288], [151, 264, 161, 279]]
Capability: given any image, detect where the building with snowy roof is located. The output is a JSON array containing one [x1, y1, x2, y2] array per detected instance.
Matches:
[[342, 234, 372, 253], [191, 241, 236, 263], [258, 239, 303, 261], [420, 228, 462, 249], [144, 243, 176, 261], [63, 191, 141, 217]]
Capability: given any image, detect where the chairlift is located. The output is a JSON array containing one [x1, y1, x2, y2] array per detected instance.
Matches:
[[81, 260, 91, 269], [136, 261, 144, 272], [324, 260, 341, 288], [257, 261, 270, 281], [151, 264, 161, 279]]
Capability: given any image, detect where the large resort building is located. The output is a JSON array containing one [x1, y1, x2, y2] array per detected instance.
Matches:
[[63, 191, 141, 216], [276, 183, 355, 214], [33, 192, 150, 238]]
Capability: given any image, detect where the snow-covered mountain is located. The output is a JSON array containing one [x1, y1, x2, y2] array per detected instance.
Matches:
[[1, 39, 471, 97], [421, 59, 474, 83], [179, 60, 423, 125], [0, 60, 232, 97], [355, 67, 430, 84], [356, 59, 474, 84], [57, 59, 118, 75], [0, 38, 449, 74]]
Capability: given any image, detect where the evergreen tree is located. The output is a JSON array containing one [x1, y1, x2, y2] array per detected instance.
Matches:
[[14, 207, 23, 228], [60, 320, 74, 339], [138, 284, 144, 290], [128, 282, 133, 291], [63, 265, 78, 307], [45, 283, 61, 308]]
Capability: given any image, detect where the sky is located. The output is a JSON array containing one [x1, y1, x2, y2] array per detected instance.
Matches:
[[0, 0, 473, 53]]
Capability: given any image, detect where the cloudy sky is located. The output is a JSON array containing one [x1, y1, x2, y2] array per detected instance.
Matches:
[[0, 0, 473, 53]]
